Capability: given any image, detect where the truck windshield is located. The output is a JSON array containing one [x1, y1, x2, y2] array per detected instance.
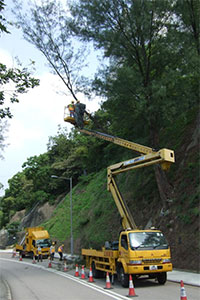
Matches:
[[36, 239, 51, 248], [129, 232, 168, 250]]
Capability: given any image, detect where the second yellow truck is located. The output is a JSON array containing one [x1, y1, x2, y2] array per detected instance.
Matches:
[[15, 227, 51, 258]]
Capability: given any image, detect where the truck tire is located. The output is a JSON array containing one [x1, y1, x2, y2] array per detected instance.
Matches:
[[118, 266, 129, 287], [157, 272, 167, 285], [92, 261, 101, 278]]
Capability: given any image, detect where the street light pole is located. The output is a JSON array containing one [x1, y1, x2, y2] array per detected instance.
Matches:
[[51, 175, 74, 256], [69, 177, 73, 256]]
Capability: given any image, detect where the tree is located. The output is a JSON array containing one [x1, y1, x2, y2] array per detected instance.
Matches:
[[69, 0, 199, 208], [22, 153, 52, 193], [12, 0, 91, 101]]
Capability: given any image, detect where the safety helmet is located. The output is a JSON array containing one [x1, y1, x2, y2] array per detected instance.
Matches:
[[71, 100, 74, 103]]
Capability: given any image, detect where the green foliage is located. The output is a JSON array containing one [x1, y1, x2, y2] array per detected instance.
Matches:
[[0, 209, 3, 227], [0, 63, 40, 119], [6, 221, 20, 236], [0, 0, 9, 34], [42, 169, 116, 248], [70, 0, 199, 149], [22, 153, 52, 192]]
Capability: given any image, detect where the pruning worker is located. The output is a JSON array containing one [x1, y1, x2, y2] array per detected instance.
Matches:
[[50, 242, 55, 261], [67, 100, 75, 117], [58, 244, 64, 261], [74, 100, 86, 129], [37, 245, 43, 262]]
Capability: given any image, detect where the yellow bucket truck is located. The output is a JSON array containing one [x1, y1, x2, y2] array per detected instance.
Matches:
[[16, 227, 51, 258], [64, 118, 175, 287]]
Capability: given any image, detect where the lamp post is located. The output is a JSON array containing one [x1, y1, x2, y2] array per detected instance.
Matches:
[[51, 175, 73, 256]]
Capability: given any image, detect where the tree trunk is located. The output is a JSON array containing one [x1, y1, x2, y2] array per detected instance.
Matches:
[[150, 126, 173, 211], [154, 165, 173, 211]]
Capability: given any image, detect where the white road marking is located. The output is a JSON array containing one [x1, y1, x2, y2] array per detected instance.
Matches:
[[0, 258, 128, 300]]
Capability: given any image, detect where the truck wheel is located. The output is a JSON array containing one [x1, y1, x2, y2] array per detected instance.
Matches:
[[157, 272, 167, 285], [92, 261, 101, 278], [118, 266, 129, 287]]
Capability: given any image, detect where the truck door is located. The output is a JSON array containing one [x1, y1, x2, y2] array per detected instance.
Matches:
[[118, 233, 130, 287], [120, 234, 129, 259]]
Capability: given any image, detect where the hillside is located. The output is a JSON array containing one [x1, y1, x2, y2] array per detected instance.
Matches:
[[6, 109, 199, 272]]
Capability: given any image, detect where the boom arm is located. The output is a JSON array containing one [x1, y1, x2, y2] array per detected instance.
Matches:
[[64, 115, 175, 230], [80, 128, 175, 231], [80, 128, 154, 155], [107, 149, 175, 230]]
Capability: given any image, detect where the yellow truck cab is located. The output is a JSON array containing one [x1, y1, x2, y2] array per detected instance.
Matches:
[[117, 229, 172, 286], [16, 227, 51, 258]]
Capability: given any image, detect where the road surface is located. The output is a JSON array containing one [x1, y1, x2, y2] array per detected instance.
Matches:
[[0, 253, 199, 300]]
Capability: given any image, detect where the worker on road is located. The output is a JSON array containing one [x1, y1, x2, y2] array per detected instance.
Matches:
[[58, 244, 64, 261], [67, 100, 75, 117], [37, 245, 43, 262], [50, 242, 55, 261]]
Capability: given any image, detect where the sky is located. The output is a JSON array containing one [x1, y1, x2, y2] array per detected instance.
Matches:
[[0, 0, 101, 196]]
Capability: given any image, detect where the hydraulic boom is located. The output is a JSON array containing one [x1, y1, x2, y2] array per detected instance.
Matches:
[[64, 113, 175, 231]]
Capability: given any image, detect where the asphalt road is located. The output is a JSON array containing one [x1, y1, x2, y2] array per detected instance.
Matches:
[[0, 253, 199, 300]]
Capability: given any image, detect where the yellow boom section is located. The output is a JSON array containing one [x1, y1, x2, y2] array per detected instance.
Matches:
[[107, 149, 175, 230], [80, 128, 154, 155], [78, 129, 174, 230]]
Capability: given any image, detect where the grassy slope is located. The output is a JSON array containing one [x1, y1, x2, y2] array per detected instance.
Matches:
[[42, 108, 199, 271]]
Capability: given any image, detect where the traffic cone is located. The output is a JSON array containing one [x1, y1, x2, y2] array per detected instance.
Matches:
[[75, 264, 79, 277], [88, 266, 94, 282], [63, 261, 68, 272], [81, 265, 86, 279], [48, 257, 52, 268], [180, 280, 187, 300], [127, 275, 137, 297], [32, 255, 36, 264], [19, 253, 22, 261], [104, 272, 113, 289]]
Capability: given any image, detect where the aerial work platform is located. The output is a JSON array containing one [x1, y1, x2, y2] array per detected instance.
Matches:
[[63, 106, 89, 126]]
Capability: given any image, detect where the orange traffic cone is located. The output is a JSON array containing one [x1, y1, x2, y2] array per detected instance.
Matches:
[[88, 266, 94, 282], [75, 264, 79, 277], [63, 261, 68, 272], [104, 272, 113, 289], [48, 257, 52, 268], [180, 280, 187, 300], [32, 255, 36, 264], [81, 265, 86, 279], [19, 253, 22, 261], [127, 275, 137, 297]]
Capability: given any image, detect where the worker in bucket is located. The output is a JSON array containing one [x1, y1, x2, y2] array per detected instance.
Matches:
[[58, 244, 64, 261], [74, 100, 86, 129], [67, 100, 75, 117], [50, 242, 55, 261]]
